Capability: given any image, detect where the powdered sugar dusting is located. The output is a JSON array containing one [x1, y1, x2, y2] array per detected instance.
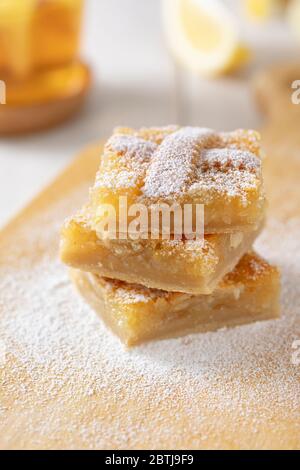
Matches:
[[94, 135, 157, 190], [0, 202, 299, 448], [106, 134, 157, 163], [101, 276, 171, 304], [90, 126, 263, 215], [201, 148, 259, 174], [190, 148, 261, 203], [143, 127, 216, 198]]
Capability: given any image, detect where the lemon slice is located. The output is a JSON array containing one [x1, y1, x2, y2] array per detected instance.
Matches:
[[162, 0, 248, 77]]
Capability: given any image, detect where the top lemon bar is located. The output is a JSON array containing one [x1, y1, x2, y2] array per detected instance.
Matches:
[[90, 125, 265, 234]]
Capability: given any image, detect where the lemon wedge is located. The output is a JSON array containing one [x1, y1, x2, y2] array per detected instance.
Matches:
[[162, 0, 248, 77]]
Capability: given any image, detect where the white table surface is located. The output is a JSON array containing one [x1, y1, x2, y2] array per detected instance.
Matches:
[[0, 0, 298, 228]]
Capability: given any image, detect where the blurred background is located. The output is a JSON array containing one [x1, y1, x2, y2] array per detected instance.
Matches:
[[0, 0, 300, 227]]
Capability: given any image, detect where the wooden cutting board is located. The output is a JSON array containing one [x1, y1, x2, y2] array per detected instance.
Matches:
[[0, 68, 299, 450]]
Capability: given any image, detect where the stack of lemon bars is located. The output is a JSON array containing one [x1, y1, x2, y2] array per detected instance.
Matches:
[[60, 126, 280, 346]]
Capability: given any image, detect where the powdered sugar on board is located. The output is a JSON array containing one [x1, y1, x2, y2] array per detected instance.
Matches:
[[0, 196, 299, 448]]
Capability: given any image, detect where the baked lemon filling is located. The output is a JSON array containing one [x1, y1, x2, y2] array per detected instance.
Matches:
[[61, 214, 262, 294], [70, 252, 280, 347]]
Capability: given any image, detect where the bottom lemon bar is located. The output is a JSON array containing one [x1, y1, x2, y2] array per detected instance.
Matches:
[[70, 252, 280, 347]]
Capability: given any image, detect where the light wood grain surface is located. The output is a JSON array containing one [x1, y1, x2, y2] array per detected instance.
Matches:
[[0, 92, 299, 448]]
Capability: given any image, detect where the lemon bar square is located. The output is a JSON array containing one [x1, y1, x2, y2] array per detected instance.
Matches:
[[89, 125, 265, 234], [70, 252, 280, 347], [61, 210, 262, 294]]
